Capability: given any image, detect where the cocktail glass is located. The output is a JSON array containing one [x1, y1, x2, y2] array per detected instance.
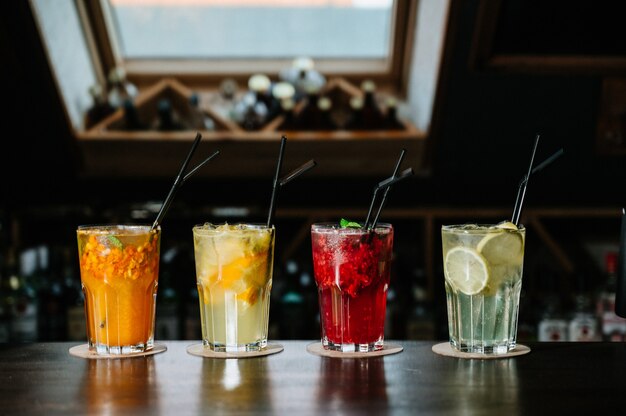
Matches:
[[311, 222, 394, 352], [441, 222, 525, 354], [77, 225, 161, 355], [192, 223, 275, 352]]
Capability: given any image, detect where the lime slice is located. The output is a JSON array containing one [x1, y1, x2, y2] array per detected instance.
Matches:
[[477, 228, 524, 266], [444, 247, 490, 295]]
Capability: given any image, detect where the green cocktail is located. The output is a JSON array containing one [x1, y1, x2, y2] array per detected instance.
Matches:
[[441, 221, 525, 354]]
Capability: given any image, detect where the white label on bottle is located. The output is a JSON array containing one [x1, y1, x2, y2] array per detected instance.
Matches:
[[601, 311, 626, 340], [538, 319, 568, 342], [568, 316, 599, 341]]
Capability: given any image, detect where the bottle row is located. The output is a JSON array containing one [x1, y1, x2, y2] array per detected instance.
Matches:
[[83, 58, 406, 133], [84, 67, 215, 132], [533, 251, 624, 342]]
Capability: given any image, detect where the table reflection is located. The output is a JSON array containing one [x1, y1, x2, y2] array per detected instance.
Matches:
[[81, 357, 159, 414], [200, 358, 274, 413], [315, 357, 389, 414], [451, 359, 520, 415]]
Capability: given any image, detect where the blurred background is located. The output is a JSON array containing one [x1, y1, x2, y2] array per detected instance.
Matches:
[[0, 0, 624, 345]]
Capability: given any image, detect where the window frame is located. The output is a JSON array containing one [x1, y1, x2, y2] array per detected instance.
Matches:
[[79, 0, 417, 96]]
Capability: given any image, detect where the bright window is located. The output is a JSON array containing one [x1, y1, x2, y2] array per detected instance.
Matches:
[[87, 0, 413, 90], [109, 0, 394, 59]]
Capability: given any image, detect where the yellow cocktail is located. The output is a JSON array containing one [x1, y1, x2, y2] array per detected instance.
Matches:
[[192, 223, 274, 352]]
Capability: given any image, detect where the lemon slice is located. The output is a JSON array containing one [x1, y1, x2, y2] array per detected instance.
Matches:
[[477, 228, 524, 266], [444, 247, 490, 295], [496, 220, 518, 230]]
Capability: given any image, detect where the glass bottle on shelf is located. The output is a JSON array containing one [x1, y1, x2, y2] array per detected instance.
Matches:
[[293, 82, 322, 131], [279, 56, 326, 103], [383, 97, 405, 130], [279, 98, 296, 131], [360, 79, 385, 130], [156, 247, 181, 340], [344, 96, 365, 130], [250, 73, 273, 124], [315, 96, 335, 130], [568, 272, 600, 341], [107, 66, 138, 110], [188, 92, 215, 131], [155, 98, 185, 131], [37, 246, 66, 341], [7, 248, 39, 342], [62, 247, 85, 342], [216, 78, 239, 121], [405, 269, 435, 340], [278, 259, 306, 339], [185, 287, 201, 340], [84, 84, 115, 129], [232, 74, 271, 131], [250, 74, 273, 110], [122, 98, 146, 131], [271, 82, 296, 121], [597, 251, 626, 341], [537, 272, 568, 342]]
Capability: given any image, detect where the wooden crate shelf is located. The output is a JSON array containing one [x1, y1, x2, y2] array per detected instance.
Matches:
[[75, 77, 427, 178]]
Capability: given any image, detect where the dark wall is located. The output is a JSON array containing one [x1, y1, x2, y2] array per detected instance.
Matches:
[[426, 0, 624, 208], [1, 0, 624, 215], [1, 2, 78, 208]]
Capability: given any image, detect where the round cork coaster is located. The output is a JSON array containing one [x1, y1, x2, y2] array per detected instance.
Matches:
[[306, 342, 403, 358], [432, 342, 531, 359], [69, 343, 167, 359], [186, 343, 284, 359]]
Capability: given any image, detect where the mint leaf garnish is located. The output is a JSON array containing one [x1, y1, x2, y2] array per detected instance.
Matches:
[[340, 218, 362, 228], [107, 235, 123, 249]]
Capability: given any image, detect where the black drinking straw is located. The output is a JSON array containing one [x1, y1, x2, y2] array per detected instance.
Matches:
[[364, 187, 382, 231], [511, 144, 564, 226], [370, 167, 414, 231], [279, 159, 317, 187], [376, 167, 414, 192], [364, 150, 406, 229], [182, 150, 220, 184], [511, 134, 540, 226], [266, 136, 287, 228], [152, 132, 203, 230], [530, 148, 564, 175], [615, 208, 626, 317], [371, 149, 406, 227]]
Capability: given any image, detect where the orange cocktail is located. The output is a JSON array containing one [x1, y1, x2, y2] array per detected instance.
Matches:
[[77, 225, 160, 355]]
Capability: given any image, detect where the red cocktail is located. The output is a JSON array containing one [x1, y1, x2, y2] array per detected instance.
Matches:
[[311, 223, 394, 352]]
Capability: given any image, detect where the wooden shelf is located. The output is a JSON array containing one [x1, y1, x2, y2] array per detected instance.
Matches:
[[74, 78, 427, 178]]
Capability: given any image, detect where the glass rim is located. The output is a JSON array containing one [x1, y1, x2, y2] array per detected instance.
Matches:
[[441, 224, 525, 233], [311, 222, 393, 231], [77, 224, 159, 232], [192, 222, 275, 231]]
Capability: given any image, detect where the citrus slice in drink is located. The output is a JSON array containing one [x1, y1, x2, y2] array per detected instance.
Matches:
[[477, 227, 524, 266], [444, 247, 490, 295], [495, 220, 518, 230]]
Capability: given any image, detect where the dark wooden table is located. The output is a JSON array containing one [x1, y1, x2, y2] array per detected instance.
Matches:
[[2, 340, 626, 415]]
